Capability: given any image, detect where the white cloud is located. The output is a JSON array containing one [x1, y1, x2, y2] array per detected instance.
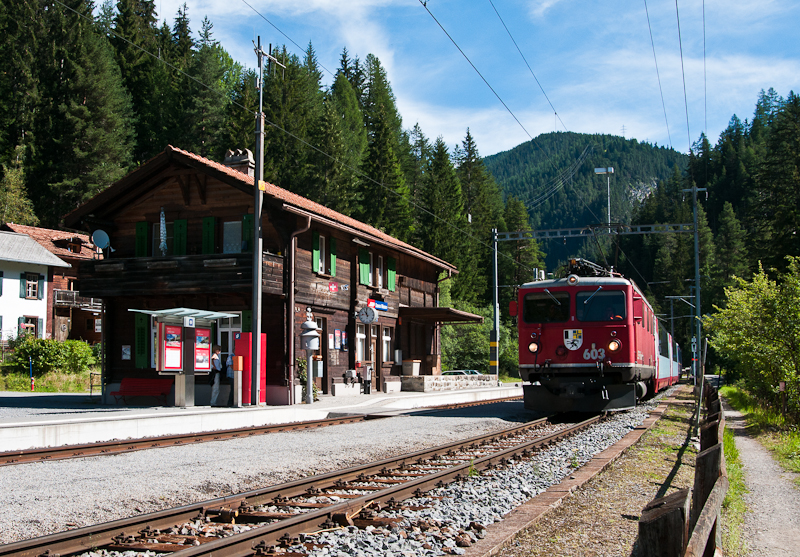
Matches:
[[527, 0, 564, 19]]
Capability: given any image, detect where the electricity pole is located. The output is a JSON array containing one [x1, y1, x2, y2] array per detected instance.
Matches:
[[251, 37, 265, 406]]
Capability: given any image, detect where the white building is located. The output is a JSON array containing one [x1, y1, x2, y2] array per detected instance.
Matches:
[[0, 231, 70, 341]]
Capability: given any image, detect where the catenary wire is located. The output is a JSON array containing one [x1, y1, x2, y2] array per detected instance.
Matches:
[[239, 0, 335, 78], [52, 0, 541, 274], [418, 0, 604, 223], [674, 0, 692, 152], [487, 0, 568, 133], [643, 0, 673, 148]]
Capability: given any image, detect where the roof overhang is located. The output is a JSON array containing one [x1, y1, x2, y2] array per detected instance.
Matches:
[[128, 307, 239, 324], [398, 306, 484, 325]]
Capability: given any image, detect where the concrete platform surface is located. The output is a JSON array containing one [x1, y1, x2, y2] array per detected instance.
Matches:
[[0, 384, 523, 452]]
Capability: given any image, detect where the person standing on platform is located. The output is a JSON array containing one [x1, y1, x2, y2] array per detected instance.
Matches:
[[210, 345, 222, 406], [225, 352, 234, 406]]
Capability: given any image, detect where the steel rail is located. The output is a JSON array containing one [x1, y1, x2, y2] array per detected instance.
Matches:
[[0, 414, 548, 557], [0, 414, 598, 557], [0, 396, 523, 467]]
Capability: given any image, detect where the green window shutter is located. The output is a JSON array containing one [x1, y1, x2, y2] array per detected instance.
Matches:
[[242, 310, 252, 333], [134, 313, 149, 369], [173, 219, 187, 255], [330, 238, 336, 277], [18, 317, 24, 333], [37, 275, 44, 299], [19, 273, 26, 297], [202, 217, 216, 254], [242, 214, 254, 252], [359, 248, 370, 285], [387, 257, 396, 291], [312, 231, 320, 273], [135, 221, 148, 257], [37, 318, 43, 338]]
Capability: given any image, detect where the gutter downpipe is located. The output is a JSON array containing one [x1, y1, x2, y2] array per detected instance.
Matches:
[[287, 214, 312, 405]]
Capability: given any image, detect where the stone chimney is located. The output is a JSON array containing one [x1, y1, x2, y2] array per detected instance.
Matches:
[[223, 149, 255, 177]]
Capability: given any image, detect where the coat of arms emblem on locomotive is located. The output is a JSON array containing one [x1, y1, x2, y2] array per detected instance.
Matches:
[[563, 329, 583, 350]]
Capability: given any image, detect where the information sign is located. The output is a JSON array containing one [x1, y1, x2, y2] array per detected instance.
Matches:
[[195, 328, 211, 371]]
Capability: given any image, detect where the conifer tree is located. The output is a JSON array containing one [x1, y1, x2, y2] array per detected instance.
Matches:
[[0, 147, 39, 225], [420, 137, 463, 263], [0, 0, 41, 166], [27, 0, 134, 226], [755, 91, 800, 270]]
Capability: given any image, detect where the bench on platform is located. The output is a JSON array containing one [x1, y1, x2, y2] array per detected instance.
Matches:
[[110, 377, 174, 405]]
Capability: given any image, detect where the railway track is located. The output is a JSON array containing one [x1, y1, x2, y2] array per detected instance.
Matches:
[[0, 395, 523, 466], [1, 413, 599, 557]]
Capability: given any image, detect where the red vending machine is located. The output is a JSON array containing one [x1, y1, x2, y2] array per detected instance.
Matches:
[[234, 332, 267, 404]]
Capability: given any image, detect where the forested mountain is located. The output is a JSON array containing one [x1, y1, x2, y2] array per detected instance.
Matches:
[[484, 132, 687, 268]]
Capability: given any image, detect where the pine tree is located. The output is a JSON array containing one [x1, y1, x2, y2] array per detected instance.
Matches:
[[27, 0, 134, 226], [0, 0, 41, 166], [755, 91, 800, 270], [710, 201, 749, 303], [0, 146, 39, 225], [420, 137, 463, 263]]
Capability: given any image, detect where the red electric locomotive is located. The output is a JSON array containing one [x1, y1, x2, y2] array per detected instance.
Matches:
[[510, 259, 680, 412]]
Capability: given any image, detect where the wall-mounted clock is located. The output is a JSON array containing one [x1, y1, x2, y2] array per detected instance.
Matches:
[[358, 306, 377, 324]]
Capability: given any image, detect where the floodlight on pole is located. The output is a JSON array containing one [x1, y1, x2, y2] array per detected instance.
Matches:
[[594, 167, 614, 231]]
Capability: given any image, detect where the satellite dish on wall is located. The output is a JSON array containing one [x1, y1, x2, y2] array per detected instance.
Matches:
[[91, 230, 110, 250]]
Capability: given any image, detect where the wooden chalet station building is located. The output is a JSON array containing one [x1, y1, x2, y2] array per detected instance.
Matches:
[[65, 146, 481, 406]]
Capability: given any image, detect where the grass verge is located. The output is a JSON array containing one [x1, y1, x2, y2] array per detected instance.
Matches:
[[0, 368, 99, 392], [720, 384, 800, 482], [720, 425, 748, 557]]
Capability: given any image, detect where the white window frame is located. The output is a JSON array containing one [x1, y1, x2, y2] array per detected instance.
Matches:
[[356, 324, 366, 362], [25, 273, 38, 299], [382, 326, 393, 363], [318, 236, 326, 274]]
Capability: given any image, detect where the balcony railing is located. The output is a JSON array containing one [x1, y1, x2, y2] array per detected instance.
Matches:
[[54, 289, 103, 309]]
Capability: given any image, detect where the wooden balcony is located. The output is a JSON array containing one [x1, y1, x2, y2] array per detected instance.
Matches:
[[77, 253, 284, 298], [53, 289, 103, 310]]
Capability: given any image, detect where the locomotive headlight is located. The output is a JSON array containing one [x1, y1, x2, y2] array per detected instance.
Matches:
[[528, 342, 540, 353], [608, 339, 622, 352]]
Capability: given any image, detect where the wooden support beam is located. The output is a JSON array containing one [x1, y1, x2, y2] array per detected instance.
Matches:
[[638, 488, 691, 557], [195, 173, 207, 205]]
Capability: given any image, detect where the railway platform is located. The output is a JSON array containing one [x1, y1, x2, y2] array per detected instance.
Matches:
[[0, 383, 523, 452]]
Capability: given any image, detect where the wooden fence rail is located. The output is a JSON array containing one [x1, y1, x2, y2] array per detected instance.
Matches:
[[639, 381, 727, 556]]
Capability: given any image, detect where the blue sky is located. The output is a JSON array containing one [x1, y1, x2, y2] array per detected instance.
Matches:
[[148, 0, 800, 157]]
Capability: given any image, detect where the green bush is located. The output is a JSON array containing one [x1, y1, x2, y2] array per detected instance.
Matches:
[[10, 337, 95, 375]]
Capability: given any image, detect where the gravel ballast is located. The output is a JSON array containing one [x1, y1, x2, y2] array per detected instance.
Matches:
[[0, 392, 674, 553]]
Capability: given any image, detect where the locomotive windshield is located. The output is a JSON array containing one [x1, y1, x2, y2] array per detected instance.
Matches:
[[576, 290, 626, 322], [523, 292, 570, 323]]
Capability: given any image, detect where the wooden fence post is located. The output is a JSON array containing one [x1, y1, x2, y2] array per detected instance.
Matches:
[[638, 488, 691, 557], [691, 444, 722, 532], [699, 420, 720, 452]]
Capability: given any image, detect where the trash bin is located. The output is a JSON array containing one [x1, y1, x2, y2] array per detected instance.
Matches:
[[402, 360, 421, 376]]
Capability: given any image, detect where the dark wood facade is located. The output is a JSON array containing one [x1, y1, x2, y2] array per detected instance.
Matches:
[[65, 146, 477, 404]]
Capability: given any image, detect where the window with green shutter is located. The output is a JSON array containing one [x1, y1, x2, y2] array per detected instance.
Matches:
[[330, 238, 336, 277], [387, 257, 396, 291], [135, 221, 148, 257], [173, 219, 187, 255], [242, 214, 254, 251], [312, 231, 320, 273], [37, 318, 43, 338], [359, 248, 371, 285], [202, 217, 216, 254], [134, 313, 149, 368]]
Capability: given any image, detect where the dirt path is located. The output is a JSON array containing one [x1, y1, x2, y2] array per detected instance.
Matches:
[[723, 402, 800, 557]]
